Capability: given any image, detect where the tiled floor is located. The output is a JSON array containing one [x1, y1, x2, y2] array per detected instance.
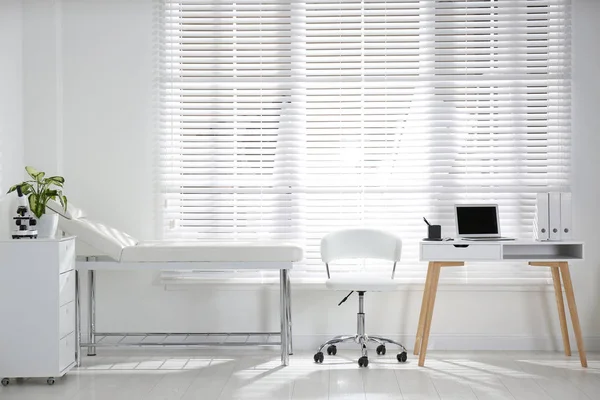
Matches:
[[1, 349, 599, 399]]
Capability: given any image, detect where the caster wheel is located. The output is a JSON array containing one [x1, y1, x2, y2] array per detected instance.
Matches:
[[313, 351, 324, 364], [47, 377, 55, 386], [376, 344, 386, 356], [1, 378, 9, 386], [358, 356, 369, 367], [397, 352, 408, 363], [327, 345, 337, 356]]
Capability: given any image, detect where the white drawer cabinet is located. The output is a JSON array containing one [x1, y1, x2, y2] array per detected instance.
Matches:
[[0, 237, 77, 386]]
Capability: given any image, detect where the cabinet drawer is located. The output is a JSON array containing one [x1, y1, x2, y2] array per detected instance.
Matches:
[[59, 239, 75, 274], [59, 332, 76, 372], [421, 243, 501, 261], [59, 270, 75, 306], [59, 301, 75, 340]]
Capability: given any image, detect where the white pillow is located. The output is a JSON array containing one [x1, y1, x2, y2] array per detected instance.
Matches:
[[46, 199, 87, 220]]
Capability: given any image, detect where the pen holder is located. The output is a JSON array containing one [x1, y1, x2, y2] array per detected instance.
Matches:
[[428, 225, 441, 240]]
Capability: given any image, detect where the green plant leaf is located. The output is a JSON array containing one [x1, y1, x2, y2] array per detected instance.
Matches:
[[7, 182, 33, 195], [37, 204, 46, 218], [21, 183, 34, 195], [25, 166, 40, 180], [59, 195, 68, 211], [28, 193, 43, 219], [47, 176, 65, 186], [24, 180, 37, 190], [49, 181, 63, 188], [25, 166, 46, 183]]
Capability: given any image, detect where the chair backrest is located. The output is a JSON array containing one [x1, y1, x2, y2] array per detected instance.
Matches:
[[320, 228, 402, 265]]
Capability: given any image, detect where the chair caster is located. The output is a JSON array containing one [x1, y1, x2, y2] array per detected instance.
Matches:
[[376, 344, 386, 355], [47, 377, 55, 385], [397, 351, 408, 363], [327, 345, 337, 356], [1, 378, 9, 386], [358, 356, 369, 367], [314, 351, 324, 364]]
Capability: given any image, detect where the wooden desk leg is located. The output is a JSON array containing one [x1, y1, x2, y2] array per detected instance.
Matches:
[[559, 262, 587, 367], [414, 262, 435, 355], [419, 263, 441, 367], [550, 266, 571, 356]]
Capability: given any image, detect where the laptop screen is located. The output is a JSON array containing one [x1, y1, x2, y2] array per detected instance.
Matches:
[[456, 205, 499, 235]]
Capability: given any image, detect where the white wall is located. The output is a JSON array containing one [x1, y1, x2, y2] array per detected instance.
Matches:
[[0, 0, 24, 238], [22, 0, 63, 175], [60, 0, 155, 236], [571, 0, 600, 341], [20, 0, 600, 351]]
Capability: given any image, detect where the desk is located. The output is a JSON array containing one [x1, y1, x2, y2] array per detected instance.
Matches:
[[415, 240, 586, 367]]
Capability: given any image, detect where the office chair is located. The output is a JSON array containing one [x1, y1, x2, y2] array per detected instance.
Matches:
[[314, 228, 408, 367]]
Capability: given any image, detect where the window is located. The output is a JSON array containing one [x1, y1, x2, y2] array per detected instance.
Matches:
[[158, 0, 571, 284]]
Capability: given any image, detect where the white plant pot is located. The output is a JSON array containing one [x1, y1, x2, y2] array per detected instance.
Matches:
[[36, 213, 59, 239]]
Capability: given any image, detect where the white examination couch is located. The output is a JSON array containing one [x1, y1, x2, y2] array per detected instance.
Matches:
[[51, 202, 303, 366]]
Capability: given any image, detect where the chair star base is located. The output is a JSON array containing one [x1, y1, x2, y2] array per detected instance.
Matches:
[[313, 292, 408, 367]]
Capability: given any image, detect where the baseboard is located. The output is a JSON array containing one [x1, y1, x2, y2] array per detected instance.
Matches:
[[292, 334, 600, 352]]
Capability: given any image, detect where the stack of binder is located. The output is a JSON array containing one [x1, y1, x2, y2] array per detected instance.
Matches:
[[534, 192, 572, 241]]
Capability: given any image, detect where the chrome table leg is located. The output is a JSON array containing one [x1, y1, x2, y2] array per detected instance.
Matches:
[[286, 269, 293, 355], [87, 269, 96, 356], [280, 269, 289, 366], [75, 270, 82, 366]]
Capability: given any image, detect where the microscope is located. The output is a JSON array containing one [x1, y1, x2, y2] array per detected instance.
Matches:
[[12, 185, 37, 239]]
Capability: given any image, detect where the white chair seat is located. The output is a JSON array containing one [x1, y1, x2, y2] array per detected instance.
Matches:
[[326, 275, 399, 291]]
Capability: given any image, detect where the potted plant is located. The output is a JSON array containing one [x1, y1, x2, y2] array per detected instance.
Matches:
[[7, 166, 67, 239]]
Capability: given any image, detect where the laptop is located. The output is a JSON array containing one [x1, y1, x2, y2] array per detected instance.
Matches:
[[454, 204, 514, 241]]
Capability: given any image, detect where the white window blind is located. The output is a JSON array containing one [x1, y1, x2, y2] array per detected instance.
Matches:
[[158, 0, 571, 283]]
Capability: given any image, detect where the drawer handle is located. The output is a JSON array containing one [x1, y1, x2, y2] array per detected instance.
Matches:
[[453, 244, 469, 248]]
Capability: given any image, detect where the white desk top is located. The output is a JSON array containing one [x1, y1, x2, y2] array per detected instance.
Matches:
[[420, 239, 584, 262], [421, 239, 583, 245]]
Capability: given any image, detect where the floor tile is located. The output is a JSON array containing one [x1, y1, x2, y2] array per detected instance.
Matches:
[[0, 350, 598, 400]]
